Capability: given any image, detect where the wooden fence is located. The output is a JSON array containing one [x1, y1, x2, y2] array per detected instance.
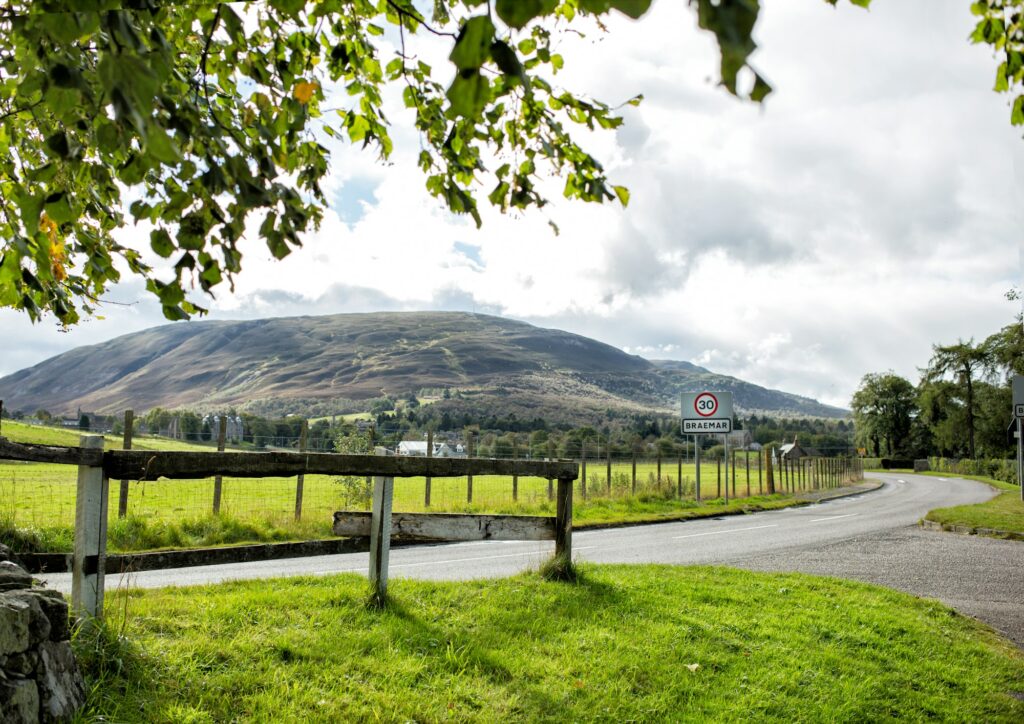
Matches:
[[0, 436, 578, 620]]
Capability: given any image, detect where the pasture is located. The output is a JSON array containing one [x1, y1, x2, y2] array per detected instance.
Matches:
[[77, 564, 1024, 722]]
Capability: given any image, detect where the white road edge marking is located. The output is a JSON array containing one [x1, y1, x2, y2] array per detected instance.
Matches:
[[808, 513, 859, 523], [671, 524, 777, 540]]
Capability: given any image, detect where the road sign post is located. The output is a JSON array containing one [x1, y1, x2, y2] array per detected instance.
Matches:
[[1014, 375, 1024, 501], [681, 391, 734, 502]]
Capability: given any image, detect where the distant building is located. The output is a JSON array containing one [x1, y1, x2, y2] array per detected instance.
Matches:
[[779, 437, 821, 460], [727, 431, 754, 449], [397, 441, 465, 458], [202, 414, 245, 444]]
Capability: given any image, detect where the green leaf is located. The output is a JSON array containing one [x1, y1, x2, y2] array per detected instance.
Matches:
[[150, 229, 175, 258], [612, 185, 630, 207], [1012, 95, 1024, 126], [450, 16, 495, 71], [750, 73, 772, 102], [144, 125, 181, 164], [161, 304, 191, 321], [446, 70, 490, 119], [44, 192, 74, 224], [490, 40, 524, 80], [496, 0, 558, 30], [609, 0, 652, 19], [579, 0, 612, 14]]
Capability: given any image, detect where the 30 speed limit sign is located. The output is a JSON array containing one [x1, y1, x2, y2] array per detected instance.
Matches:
[[693, 392, 719, 417], [681, 391, 733, 433]]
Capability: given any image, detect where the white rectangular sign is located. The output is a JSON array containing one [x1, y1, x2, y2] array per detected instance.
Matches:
[[683, 419, 732, 433], [1014, 375, 1024, 418], [680, 391, 734, 434]]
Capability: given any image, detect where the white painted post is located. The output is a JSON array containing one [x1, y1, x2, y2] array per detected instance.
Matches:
[[369, 446, 394, 603], [72, 435, 107, 622]]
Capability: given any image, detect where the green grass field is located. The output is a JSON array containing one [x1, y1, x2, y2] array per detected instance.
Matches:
[[923, 473, 1024, 538], [0, 419, 220, 452], [77, 564, 1024, 722]]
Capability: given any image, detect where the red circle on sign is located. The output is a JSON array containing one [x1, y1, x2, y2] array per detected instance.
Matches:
[[694, 392, 718, 417]]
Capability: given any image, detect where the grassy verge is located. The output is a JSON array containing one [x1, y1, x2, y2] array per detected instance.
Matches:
[[77, 564, 1024, 721], [921, 472, 1024, 538]]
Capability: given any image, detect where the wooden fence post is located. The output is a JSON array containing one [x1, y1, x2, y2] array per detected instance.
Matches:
[[607, 449, 612, 495], [512, 436, 519, 502], [425, 429, 433, 507], [758, 451, 763, 493], [717, 456, 721, 498], [369, 447, 394, 604], [765, 449, 775, 494], [631, 451, 637, 496], [212, 415, 227, 514], [745, 449, 750, 497], [580, 444, 587, 500], [294, 419, 308, 520], [731, 448, 736, 497], [695, 441, 702, 503], [466, 432, 474, 504], [555, 477, 573, 561], [677, 454, 683, 499], [656, 450, 662, 486], [117, 409, 133, 518], [72, 435, 107, 622]]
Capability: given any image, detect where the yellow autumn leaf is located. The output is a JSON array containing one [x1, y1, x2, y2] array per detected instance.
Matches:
[[293, 80, 319, 105], [49, 239, 67, 282]]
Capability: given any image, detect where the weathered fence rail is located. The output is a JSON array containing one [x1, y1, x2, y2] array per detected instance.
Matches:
[[0, 435, 578, 619], [0, 436, 576, 480]]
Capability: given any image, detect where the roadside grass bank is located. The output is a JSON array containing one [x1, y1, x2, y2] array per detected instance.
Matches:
[[920, 472, 1024, 539], [76, 564, 1024, 722]]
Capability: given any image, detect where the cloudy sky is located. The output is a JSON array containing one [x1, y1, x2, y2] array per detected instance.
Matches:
[[1, 0, 1021, 409]]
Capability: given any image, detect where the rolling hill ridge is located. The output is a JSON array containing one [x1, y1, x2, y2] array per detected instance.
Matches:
[[0, 312, 847, 423]]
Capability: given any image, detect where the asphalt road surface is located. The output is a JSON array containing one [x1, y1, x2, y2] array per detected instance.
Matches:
[[41, 473, 1024, 646]]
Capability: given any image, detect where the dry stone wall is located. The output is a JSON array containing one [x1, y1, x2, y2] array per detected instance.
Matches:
[[0, 545, 84, 723]]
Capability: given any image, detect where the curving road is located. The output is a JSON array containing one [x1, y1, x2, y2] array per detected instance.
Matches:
[[41, 473, 1024, 645]]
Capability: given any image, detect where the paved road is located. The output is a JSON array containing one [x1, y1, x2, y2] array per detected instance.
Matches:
[[41, 473, 1024, 645]]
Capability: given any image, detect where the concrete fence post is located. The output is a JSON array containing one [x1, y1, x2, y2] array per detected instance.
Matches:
[[369, 447, 394, 603]]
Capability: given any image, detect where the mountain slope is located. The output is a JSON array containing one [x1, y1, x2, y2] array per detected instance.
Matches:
[[0, 312, 847, 421]]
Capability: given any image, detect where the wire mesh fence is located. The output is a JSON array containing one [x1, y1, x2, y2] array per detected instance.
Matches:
[[1, 453, 857, 527], [1, 417, 863, 552]]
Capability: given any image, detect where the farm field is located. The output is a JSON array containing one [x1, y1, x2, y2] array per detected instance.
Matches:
[[77, 564, 1024, 722], [0, 419, 220, 452]]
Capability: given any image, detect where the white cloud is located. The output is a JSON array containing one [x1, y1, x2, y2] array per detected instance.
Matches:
[[2, 0, 1021, 412]]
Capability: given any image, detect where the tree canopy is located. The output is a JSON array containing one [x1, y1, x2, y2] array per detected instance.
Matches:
[[851, 372, 916, 457], [3, 0, 1019, 327]]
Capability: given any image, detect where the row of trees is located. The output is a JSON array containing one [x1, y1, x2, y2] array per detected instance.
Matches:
[[852, 316, 1023, 459]]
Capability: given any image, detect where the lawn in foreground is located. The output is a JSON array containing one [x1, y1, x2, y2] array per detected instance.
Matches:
[[924, 474, 1024, 538], [80, 564, 1024, 722]]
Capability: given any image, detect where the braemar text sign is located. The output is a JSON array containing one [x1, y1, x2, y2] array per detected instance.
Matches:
[[683, 419, 732, 433], [680, 391, 734, 434]]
